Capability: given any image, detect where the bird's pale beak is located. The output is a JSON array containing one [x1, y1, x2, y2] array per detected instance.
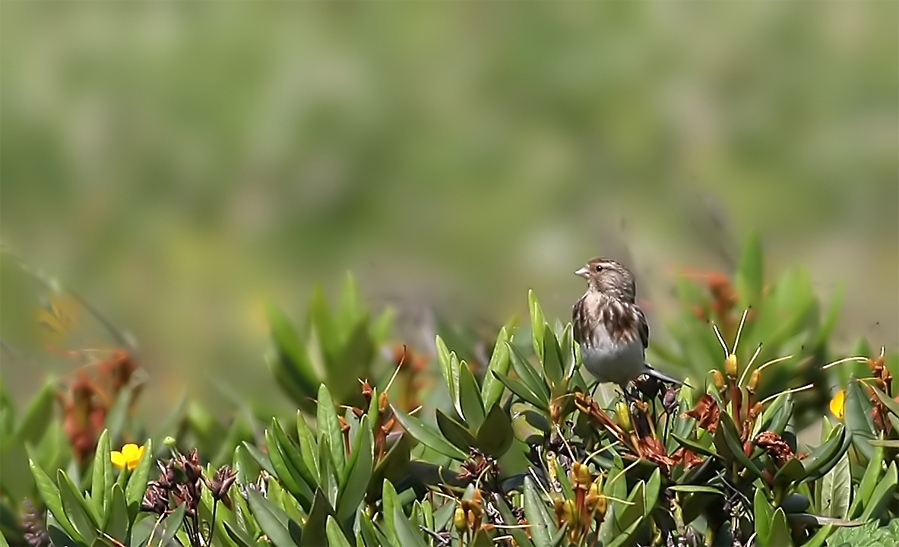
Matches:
[[575, 267, 589, 278]]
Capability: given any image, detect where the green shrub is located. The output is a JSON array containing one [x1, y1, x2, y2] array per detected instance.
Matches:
[[2, 238, 898, 546]]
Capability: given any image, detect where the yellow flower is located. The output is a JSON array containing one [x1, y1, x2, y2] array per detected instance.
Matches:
[[829, 390, 845, 420], [111, 443, 145, 470]]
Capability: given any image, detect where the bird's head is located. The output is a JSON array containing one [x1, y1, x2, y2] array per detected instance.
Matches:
[[575, 257, 637, 302]]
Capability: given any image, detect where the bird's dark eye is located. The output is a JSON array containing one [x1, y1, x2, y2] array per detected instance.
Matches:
[[595, 265, 603, 272]]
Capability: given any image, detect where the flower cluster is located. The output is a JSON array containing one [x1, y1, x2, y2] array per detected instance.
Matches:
[[140, 448, 236, 547]]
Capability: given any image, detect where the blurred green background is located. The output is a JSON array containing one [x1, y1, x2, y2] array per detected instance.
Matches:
[[2, 2, 896, 417]]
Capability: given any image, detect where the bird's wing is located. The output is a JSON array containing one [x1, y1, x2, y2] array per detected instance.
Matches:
[[572, 296, 586, 344], [635, 305, 650, 349]]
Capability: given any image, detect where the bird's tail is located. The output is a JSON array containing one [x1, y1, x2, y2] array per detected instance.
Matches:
[[644, 365, 684, 386]]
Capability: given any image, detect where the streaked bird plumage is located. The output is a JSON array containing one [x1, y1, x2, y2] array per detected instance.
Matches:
[[572, 257, 682, 392]]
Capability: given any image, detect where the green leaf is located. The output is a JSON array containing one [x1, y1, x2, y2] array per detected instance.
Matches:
[[435, 408, 477, 452], [493, 371, 547, 410], [435, 336, 459, 415], [265, 424, 314, 510], [359, 509, 396, 547], [735, 233, 764, 308], [247, 487, 300, 547], [541, 324, 564, 386], [393, 504, 428, 547], [308, 285, 339, 362], [616, 480, 645, 532], [330, 319, 375, 402], [104, 484, 129, 543], [242, 441, 277, 476], [223, 520, 260, 547], [818, 449, 851, 519], [300, 489, 336, 547], [475, 404, 514, 458], [337, 415, 374, 523], [716, 414, 763, 478], [861, 461, 897, 521], [272, 418, 317, 493], [672, 434, 717, 458], [159, 503, 186, 546], [457, 361, 486, 429], [528, 290, 545, 361], [606, 517, 644, 547], [28, 458, 78, 541], [844, 377, 875, 460], [758, 393, 793, 435], [481, 325, 512, 411], [295, 412, 320, 483], [15, 380, 56, 446], [849, 441, 883, 518], [506, 342, 550, 405], [124, 439, 152, 516], [318, 437, 340, 507], [773, 458, 807, 487], [391, 406, 468, 460], [266, 302, 320, 410], [752, 488, 774, 538], [381, 479, 401, 546], [496, 495, 535, 547], [325, 516, 353, 547], [91, 430, 112, 522], [766, 508, 794, 547], [337, 273, 362, 326], [317, 384, 346, 477], [523, 477, 555, 546], [870, 385, 899, 418], [58, 469, 99, 544]]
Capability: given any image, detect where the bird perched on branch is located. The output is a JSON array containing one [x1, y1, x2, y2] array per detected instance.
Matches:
[[572, 257, 683, 395]]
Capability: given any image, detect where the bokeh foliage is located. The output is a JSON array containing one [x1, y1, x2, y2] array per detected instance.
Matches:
[[1, 1, 896, 409]]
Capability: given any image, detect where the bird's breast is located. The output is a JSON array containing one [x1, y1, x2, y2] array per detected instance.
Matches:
[[579, 327, 645, 384]]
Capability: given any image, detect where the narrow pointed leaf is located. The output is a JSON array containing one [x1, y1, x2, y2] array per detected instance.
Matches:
[[159, 503, 186, 546], [325, 516, 353, 547], [300, 489, 337, 547], [247, 487, 299, 547], [104, 484, 129, 542], [391, 406, 468, 460], [337, 415, 374, 523], [317, 384, 346, 476], [91, 429, 112, 520], [435, 336, 457, 412], [381, 479, 401, 546], [541, 324, 564, 385], [266, 302, 320, 410], [393, 505, 428, 547], [457, 361, 485, 429], [58, 470, 98, 544], [123, 438, 152, 516], [475, 403, 514, 458], [523, 477, 554, 545], [493, 371, 547, 410], [28, 458, 78, 541], [15, 380, 56, 446], [481, 326, 512, 411], [295, 413, 320, 483], [849, 442, 883, 518], [528, 290, 545, 360], [506, 342, 550, 404], [435, 408, 477, 452], [766, 508, 794, 547]]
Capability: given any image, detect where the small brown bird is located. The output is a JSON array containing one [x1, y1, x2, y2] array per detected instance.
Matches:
[[572, 257, 682, 393]]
